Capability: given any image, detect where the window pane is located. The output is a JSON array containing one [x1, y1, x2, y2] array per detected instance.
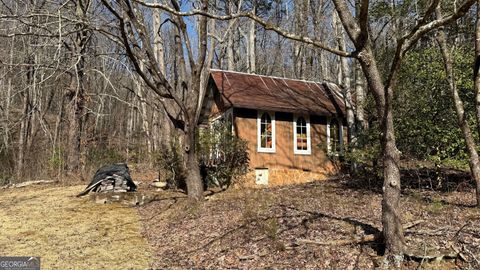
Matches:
[[260, 113, 273, 149], [266, 136, 272, 148], [296, 117, 308, 151]]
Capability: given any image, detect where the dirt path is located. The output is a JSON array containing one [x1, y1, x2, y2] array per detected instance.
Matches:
[[0, 185, 151, 269]]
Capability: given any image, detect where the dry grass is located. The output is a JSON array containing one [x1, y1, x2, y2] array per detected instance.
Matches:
[[0, 184, 151, 269]]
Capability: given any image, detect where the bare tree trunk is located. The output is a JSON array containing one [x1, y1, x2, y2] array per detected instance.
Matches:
[[137, 83, 153, 155], [353, 0, 366, 131], [292, 0, 309, 79], [152, 5, 166, 75], [66, 1, 89, 174], [26, 55, 38, 152], [355, 62, 366, 130], [53, 96, 65, 150], [226, 32, 235, 70], [333, 11, 355, 144], [357, 45, 405, 263], [3, 77, 12, 148], [437, 7, 480, 207], [248, 5, 256, 73], [184, 124, 203, 200], [134, 62, 153, 156], [126, 91, 135, 161], [333, 0, 416, 259], [152, 3, 171, 152], [226, 0, 236, 71], [381, 86, 404, 263], [3, 35, 15, 149], [16, 85, 30, 179], [66, 71, 84, 172]]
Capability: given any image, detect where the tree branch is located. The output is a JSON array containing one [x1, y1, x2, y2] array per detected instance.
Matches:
[[132, 0, 352, 57], [400, 0, 475, 55]]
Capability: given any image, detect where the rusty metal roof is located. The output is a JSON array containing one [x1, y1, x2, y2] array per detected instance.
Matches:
[[208, 69, 346, 116]]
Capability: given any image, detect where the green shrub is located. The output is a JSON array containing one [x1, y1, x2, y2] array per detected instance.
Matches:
[[48, 147, 65, 170], [395, 47, 475, 163], [344, 122, 383, 179], [197, 119, 249, 189], [153, 138, 185, 190]]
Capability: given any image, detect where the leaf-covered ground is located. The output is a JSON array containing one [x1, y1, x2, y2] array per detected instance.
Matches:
[[0, 185, 152, 269], [139, 178, 480, 269], [0, 176, 478, 269]]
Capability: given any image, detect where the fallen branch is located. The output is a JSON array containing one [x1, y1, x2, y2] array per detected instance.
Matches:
[[464, 246, 480, 265], [404, 220, 425, 230], [295, 220, 425, 246], [238, 252, 268, 260], [453, 221, 471, 239], [0, 180, 55, 189], [410, 227, 447, 236], [449, 244, 468, 262], [296, 234, 378, 246]]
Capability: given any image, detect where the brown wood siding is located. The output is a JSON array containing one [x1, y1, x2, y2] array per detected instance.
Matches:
[[233, 108, 337, 174]]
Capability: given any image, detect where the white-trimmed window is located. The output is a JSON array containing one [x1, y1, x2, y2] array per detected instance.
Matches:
[[293, 115, 311, 155], [257, 111, 275, 153], [327, 117, 344, 155]]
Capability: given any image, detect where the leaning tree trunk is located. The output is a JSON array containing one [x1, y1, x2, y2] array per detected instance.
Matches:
[[437, 9, 480, 207]]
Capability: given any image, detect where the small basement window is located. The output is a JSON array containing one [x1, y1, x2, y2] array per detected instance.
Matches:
[[293, 115, 311, 155], [257, 111, 275, 153]]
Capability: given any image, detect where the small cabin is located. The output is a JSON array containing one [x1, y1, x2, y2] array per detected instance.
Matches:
[[198, 70, 348, 186]]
